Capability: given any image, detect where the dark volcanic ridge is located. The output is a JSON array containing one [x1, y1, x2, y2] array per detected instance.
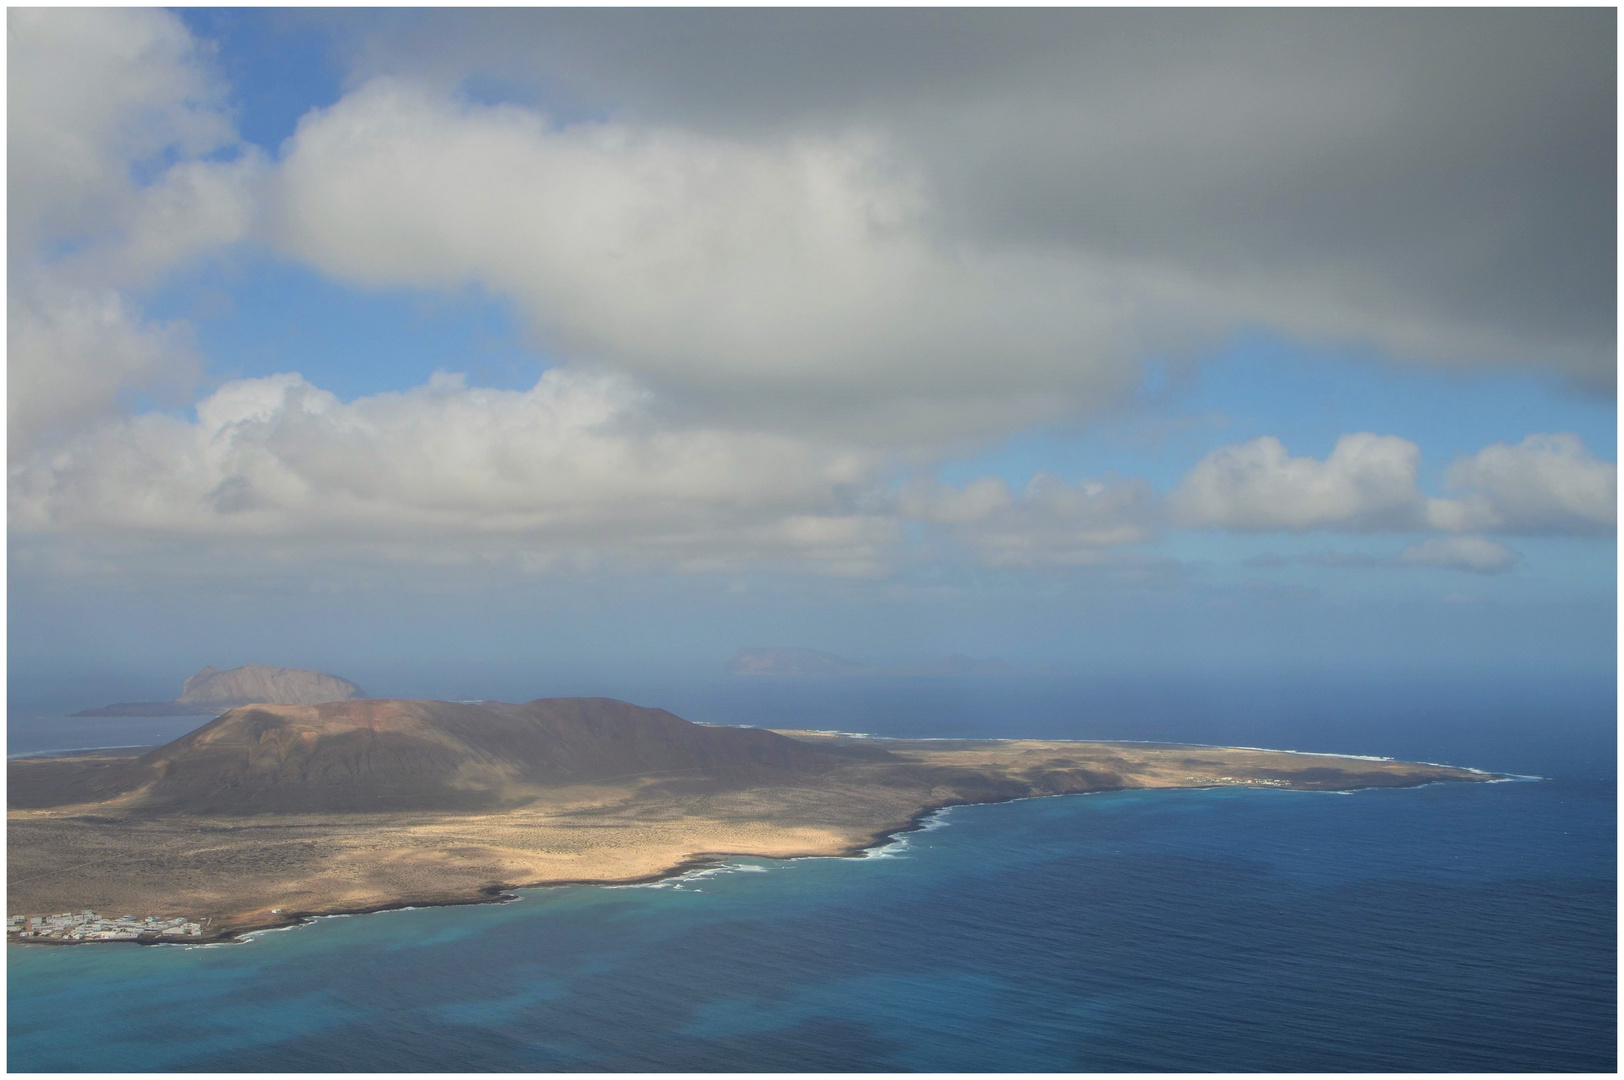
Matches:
[[19, 697, 885, 813]]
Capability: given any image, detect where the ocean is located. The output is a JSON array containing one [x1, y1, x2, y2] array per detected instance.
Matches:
[[7, 671, 1615, 1071]]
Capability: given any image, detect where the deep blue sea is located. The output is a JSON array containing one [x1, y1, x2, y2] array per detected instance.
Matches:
[[8, 671, 1616, 1071]]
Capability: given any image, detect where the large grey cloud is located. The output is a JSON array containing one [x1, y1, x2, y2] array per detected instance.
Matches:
[[268, 78, 1161, 448], [7, 10, 1614, 590], [335, 8, 1616, 389]]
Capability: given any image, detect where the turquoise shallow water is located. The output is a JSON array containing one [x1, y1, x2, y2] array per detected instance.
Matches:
[[8, 673, 1616, 1071]]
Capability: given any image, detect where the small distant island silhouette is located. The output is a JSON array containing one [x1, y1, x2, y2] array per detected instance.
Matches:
[[73, 664, 366, 716], [729, 647, 1055, 677]]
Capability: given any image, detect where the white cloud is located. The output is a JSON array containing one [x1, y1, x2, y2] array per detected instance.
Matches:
[[1171, 431, 1615, 538], [1441, 434, 1616, 536], [1244, 537, 1519, 574], [268, 79, 1184, 446], [1396, 536, 1519, 574], [7, 8, 235, 253], [7, 286, 202, 454], [274, 73, 1614, 459], [901, 472, 1160, 567], [256, 67, 1612, 462], [345, 11, 1615, 390], [897, 476, 1013, 525], [22, 401, 1601, 583], [7, 9, 263, 455], [5, 16, 1610, 590], [83, 155, 265, 290], [1169, 433, 1428, 531], [10, 368, 894, 577]]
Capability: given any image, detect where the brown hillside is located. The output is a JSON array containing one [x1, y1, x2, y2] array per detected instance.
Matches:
[[101, 697, 864, 813]]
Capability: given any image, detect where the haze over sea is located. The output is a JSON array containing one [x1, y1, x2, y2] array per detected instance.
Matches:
[[7, 670, 1614, 1072]]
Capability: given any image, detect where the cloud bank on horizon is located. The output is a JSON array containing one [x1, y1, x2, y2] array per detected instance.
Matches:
[[7, 9, 1615, 619]]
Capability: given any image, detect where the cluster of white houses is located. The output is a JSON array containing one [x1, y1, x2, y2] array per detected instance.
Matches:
[[8, 911, 204, 942]]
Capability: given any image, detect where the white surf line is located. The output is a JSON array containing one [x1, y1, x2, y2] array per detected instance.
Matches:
[[1213, 744, 1393, 761], [194, 903, 427, 948], [230, 908, 369, 945], [7, 744, 156, 759], [604, 860, 777, 889], [849, 789, 1138, 859], [236, 923, 304, 942], [1197, 746, 1534, 778], [612, 804, 970, 883]]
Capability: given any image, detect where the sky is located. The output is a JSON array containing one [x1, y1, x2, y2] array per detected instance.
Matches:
[[7, 8, 1617, 709]]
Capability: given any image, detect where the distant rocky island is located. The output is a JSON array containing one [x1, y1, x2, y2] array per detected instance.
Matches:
[[11, 695, 1494, 944], [73, 664, 366, 716], [729, 647, 1053, 677], [729, 648, 868, 675]]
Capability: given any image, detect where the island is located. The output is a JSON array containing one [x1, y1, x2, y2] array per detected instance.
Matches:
[[73, 664, 366, 716], [9, 697, 1494, 944]]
